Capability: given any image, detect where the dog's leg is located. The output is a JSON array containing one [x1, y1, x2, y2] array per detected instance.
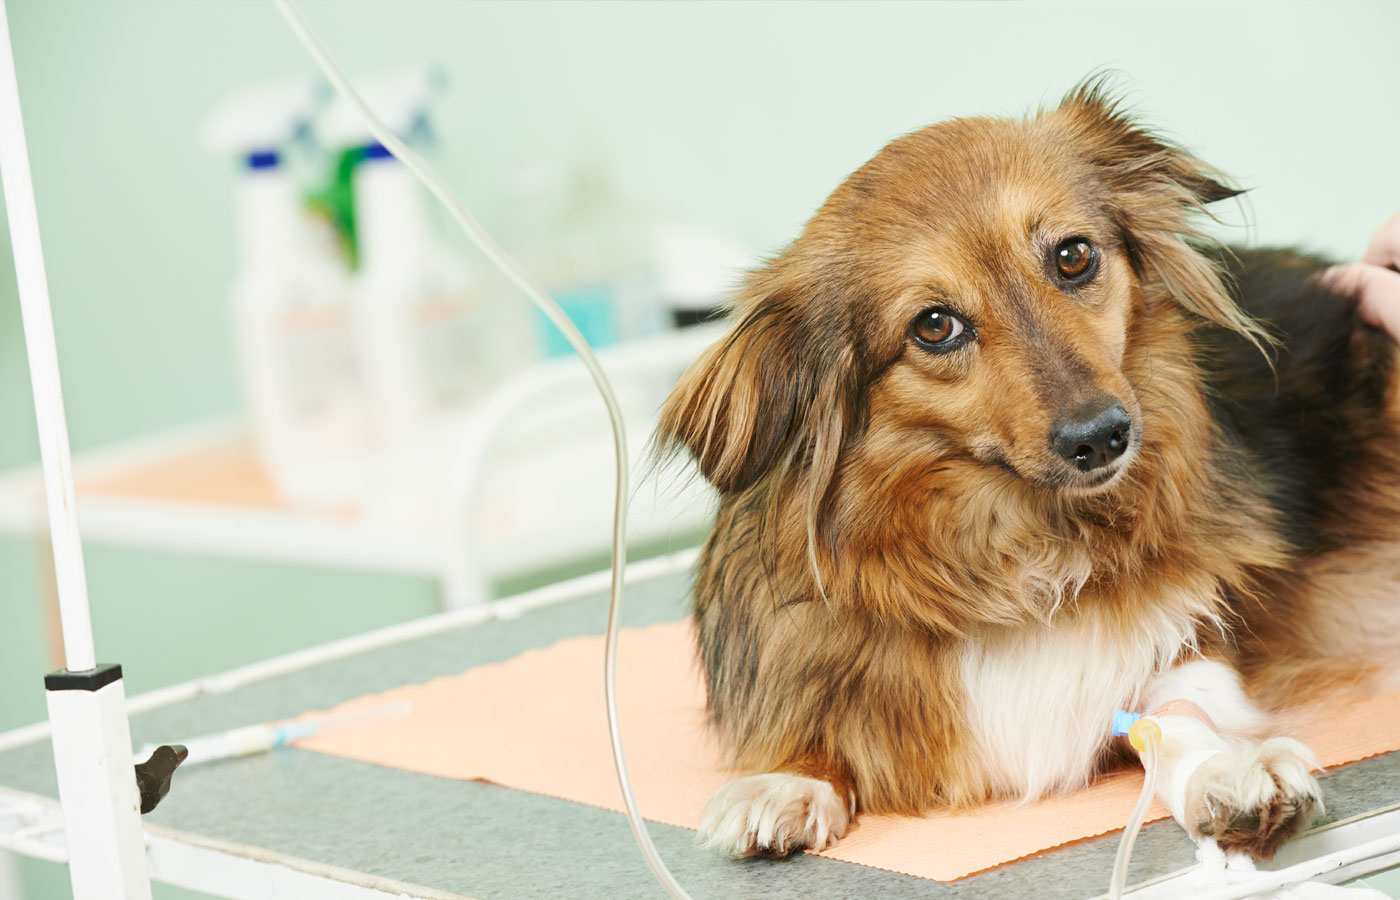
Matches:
[[1142, 659, 1323, 858], [697, 757, 856, 857]]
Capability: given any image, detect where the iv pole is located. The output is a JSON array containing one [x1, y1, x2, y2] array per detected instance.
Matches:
[[0, 2, 153, 896]]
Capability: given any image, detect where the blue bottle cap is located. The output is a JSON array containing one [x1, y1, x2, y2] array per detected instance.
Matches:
[[245, 149, 279, 170], [361, 142, 394, 161]]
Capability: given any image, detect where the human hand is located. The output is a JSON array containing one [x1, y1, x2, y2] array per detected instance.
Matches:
[[1321, 212, 1400, 341]]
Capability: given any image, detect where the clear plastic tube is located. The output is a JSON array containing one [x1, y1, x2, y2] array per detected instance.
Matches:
[[1110, 721, 1161, 900], [271, 3, 693, 898], [274, 10, 1181, 900]]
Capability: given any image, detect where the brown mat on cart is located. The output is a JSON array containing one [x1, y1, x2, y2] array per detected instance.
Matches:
[[293, 620, 1400, 881]]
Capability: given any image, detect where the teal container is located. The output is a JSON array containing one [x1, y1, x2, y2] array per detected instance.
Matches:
[[535, 282, 620, 358]]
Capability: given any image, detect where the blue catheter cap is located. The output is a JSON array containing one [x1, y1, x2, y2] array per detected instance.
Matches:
[[1111, 709, 1142, 737]]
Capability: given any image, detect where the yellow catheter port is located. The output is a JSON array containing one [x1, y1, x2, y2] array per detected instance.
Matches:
[[1110, 714, 1162, 900], [1128, 716, 1161, 753]]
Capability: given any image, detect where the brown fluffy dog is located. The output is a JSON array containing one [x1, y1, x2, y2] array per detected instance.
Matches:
[[656, 81, 1400, 860]]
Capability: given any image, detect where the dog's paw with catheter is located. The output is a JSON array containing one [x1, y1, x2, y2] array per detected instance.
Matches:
[[1182, 737, 1323, 858], [698, 773, 852, 857]]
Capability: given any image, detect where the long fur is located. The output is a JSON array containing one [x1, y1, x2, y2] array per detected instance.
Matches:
[[656, 79, 1400, 846]]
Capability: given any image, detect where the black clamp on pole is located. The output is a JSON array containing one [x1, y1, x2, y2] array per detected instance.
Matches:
[[134, 744, 187, 814]]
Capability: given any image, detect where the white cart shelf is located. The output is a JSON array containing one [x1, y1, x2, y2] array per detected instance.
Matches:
[[0, 325, 722, 608]]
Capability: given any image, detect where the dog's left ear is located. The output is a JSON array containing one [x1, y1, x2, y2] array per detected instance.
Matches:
[[1057, 81, 1272, 351]]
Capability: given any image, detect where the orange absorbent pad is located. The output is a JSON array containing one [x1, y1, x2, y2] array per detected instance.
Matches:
[[294, 620, 1400, 881]]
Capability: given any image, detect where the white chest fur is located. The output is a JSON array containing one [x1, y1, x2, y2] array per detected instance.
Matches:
[[958, 603, 1201, 801]]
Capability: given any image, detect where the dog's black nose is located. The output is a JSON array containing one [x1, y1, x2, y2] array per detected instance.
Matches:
[[1052, 403, 1131, 472]]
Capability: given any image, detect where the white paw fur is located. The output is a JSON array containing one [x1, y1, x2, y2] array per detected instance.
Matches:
[[1182, 737, 1323, 856], [698, 773, 852, 857]]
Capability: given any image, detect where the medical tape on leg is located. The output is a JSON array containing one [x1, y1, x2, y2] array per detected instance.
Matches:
[[1170, 748, 1224, 822]]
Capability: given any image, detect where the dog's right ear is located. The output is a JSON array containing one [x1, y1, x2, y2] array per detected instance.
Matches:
[[657, 274, 854, 496], [659, 302, 804, 495]]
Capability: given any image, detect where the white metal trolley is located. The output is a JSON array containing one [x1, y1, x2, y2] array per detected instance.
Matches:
[[3, 3, 1399, 898]]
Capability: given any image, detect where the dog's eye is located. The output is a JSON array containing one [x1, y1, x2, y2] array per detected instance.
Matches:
[[910, 308, 970, 351], [1054, 238, 1097, 281]]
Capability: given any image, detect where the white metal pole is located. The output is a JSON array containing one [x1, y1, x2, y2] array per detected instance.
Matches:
[[0, 3, 152, 898], [0, 0, 94, 673]]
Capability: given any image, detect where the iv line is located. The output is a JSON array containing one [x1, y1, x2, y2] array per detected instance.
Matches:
[[1110, 715, 1163, 900], [271, 3, 694, 897], [272, 9, 1172, 900]]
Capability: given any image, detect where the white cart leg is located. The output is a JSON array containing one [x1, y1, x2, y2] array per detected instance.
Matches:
[[45, 667, 152, 900]]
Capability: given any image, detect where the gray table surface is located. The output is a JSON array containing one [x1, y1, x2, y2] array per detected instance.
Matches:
[[1, 569, 1397, 900]]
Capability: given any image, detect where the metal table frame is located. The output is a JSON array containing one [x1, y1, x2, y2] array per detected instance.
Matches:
[[1, 548, 1397, 900]]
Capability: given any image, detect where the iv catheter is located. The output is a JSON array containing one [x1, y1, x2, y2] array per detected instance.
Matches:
[[272, 3, 694, 898], [136, 701, 411, 767]]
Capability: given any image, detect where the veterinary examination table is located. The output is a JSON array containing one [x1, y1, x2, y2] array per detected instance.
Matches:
[[0, 551, 1397, 900]]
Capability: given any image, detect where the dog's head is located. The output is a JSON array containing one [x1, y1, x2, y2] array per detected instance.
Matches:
[[660, 81, 1262, 515]]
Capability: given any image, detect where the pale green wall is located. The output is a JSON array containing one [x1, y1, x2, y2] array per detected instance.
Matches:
[[0, 2, 1397, 898], [4, 0, 1399, 473]]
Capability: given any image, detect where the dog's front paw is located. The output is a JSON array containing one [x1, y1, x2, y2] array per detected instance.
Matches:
[[1182, 737, 1323, 858], [698, 773, 852, 857]]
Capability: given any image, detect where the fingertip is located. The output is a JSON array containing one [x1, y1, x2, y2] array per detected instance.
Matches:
[[1358, 267, 1400, 342], [1318, 263, 1361, 296]]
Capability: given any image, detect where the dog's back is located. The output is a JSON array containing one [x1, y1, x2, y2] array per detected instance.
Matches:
[[1197, 248, 1400, 702]]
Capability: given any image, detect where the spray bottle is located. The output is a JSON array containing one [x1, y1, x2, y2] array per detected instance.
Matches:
[[203, 79, 372, 507], [318, 67, 534, 447]]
